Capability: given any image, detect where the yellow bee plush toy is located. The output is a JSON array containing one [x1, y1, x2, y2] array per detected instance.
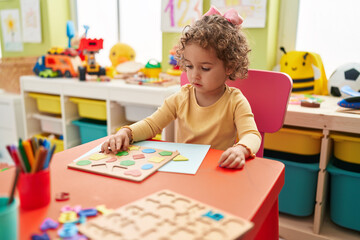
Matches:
[[279, 47, 328, 95]]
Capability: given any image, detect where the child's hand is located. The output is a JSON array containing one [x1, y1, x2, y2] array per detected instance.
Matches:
[[100, 128, 132, 154], [218, 145, 250, 169]]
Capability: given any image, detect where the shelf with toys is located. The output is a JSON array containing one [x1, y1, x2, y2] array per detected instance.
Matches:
[[270, 50, 360, 240]]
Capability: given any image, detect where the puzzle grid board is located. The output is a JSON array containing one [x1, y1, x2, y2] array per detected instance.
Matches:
[[67, 145, 179, 182], [78, 189, 254, 240]]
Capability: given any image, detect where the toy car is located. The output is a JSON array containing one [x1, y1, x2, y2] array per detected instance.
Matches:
[[48, 47, 64, 55]]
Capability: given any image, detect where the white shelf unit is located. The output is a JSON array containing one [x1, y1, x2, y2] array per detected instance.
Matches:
[[20, 76, 180, 150], [0, 92, 25, 164], [279, 95, 360, 240]]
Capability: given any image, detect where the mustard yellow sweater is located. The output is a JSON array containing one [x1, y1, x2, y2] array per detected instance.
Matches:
[[130, 84, 261, 153]]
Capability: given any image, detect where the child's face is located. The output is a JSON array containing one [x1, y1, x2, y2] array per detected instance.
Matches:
[[184, 43, 231, 95]]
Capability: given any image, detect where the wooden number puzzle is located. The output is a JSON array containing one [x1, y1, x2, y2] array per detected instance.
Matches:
[[78, 189, 254, 240], [67, 145, 179, 182]]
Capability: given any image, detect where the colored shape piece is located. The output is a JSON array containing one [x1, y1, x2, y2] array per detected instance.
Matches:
[[159, 151, 172, 156], [78, 215, 87, 224], [142, 148, 156, 154], [106, 157, 117, 163], [141, 163, 154, 170], [58, 211, 78, 224], [116, 151, 129, 156], [124, 169, 142, 177], [40, 218, 59, 231], [79, 208, 98, 217], [202, 210, 224, 221], [76, 160, 91, 166], [120, 160, 135, 166], [133, 154, 145, 159], [148, 156, 165, 163], [89, 153, 108, 160], [31, 232, 50, 240], [173, 155, 189, 161], [58, 223, 78, 238], [96, 204, 114, 215], [128, 145, 140, 150], [56, 192, 70, 201]]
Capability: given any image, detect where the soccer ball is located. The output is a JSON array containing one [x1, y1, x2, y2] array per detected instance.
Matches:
[[328, 63, 360, 97]]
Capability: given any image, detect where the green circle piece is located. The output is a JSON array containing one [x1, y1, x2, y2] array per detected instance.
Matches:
[[120, 160, 135, 166], [159, 151, 172, 156], [76, 160, 92, 166], [116, 151, 129, 156]]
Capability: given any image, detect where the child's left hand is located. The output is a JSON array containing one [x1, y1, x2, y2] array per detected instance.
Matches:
[[218, 145, 250, 169]]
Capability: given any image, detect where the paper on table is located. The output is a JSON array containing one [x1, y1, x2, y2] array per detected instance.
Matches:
[[133, 141, 210, 174], [72, 141, 210, 175]]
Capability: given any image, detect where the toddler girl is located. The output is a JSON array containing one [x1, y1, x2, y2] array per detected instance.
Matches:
[[101, 7, 261, 169]]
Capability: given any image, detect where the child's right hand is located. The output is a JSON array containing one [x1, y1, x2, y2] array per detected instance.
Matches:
[[100, 128, 132, 154]]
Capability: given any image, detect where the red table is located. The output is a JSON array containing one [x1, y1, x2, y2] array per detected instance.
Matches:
[[0, 138, 284, 239]]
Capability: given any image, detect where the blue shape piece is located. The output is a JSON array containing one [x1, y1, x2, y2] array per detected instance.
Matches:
[[142, 148, 156, 154], [31, 233, 50, 240], [40, 217, 59, 231], [58, 223, 78, 238], [202, 210, 224, 221], [141, 163, 154, 170], [77, 214, 87, 224], [79, 208, 98, 217]]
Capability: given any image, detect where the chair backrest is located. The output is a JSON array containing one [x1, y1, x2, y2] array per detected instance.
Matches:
[[180, 69, 293, 157]]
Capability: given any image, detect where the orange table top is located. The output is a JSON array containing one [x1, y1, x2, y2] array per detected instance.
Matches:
[[0, 138, 284, 239]]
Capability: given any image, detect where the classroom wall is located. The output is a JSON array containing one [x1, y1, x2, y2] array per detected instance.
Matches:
[[0, 0, 70, 58], [161, 0, 281, 72]]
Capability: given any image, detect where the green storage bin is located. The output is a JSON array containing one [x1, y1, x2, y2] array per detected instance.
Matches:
[[267, 157, 319, 216], [72, 118, 107, 144], [327, 162, 360, 232]]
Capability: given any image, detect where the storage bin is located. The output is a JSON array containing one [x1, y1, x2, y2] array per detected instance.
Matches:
[[330, 133, 360, 165], [69, 97, 107, 121], [28, 93, 61, 114], [123, 103, 157, 122], [264, 127, 323, 163], [33, 133, 64, 153], [33, 113, 63, 135], [267, 157, 319, 216], [72, 118, 107, 144], [327, 162, 360, 232]]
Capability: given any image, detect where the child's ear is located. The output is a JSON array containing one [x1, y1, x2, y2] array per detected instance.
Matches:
[[225, 67, 233, 76]]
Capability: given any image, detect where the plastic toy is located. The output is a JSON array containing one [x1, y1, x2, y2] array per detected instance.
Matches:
[[328, 62, 360, 97], [109, 42, 135, 67], [33, 54, 82, 78], [77, 38, 106, 81], [279, 47, 328, 95], [66, 21, 75, 48], [167, 45, 182, 76], [141, 59, 162, 78]]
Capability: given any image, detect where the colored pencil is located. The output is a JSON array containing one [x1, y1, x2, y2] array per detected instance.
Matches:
[[13, 147, 26, 173], [8, 166, 20, 205], [23, 140, 35, 169], [35, 147, 48, 172], [18, 139, 31, 172], [30, 138, 38, 156], [43, 144, 56, 170]]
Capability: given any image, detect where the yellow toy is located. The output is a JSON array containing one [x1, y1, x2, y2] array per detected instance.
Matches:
[[279, 47, 328, 95], [109, 43, 136, 67]]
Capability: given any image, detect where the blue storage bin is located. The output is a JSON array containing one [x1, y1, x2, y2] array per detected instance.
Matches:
[[267, 157, 319, 216], [72, 118, 107, 144], [327, 162, 360, 232]]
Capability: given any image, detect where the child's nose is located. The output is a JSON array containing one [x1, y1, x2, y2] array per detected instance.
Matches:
[[191, 69, 200, 79]]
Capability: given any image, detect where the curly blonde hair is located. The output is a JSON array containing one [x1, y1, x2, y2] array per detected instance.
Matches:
[[176, 14, 250, 80]]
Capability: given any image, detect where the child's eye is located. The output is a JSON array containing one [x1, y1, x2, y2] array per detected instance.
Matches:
[[202, 67, 210, 71], [185, 65, 193, 69]]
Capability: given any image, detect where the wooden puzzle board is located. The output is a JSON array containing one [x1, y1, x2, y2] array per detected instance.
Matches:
[[67, 145, 179, 182], [78, 189, 254, 240]]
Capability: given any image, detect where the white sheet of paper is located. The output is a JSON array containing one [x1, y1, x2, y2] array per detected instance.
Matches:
[[72, 141, 210, 175], [20, 0, 42, 43]]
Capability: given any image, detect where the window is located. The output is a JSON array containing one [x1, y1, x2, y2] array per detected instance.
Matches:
[[75, 0, 162, 67], [278, 0, 360, 77]]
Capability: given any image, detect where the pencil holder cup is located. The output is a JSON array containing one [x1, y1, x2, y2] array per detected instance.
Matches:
[[17, 170, 50, 210], [0, 197, 19, 240]]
